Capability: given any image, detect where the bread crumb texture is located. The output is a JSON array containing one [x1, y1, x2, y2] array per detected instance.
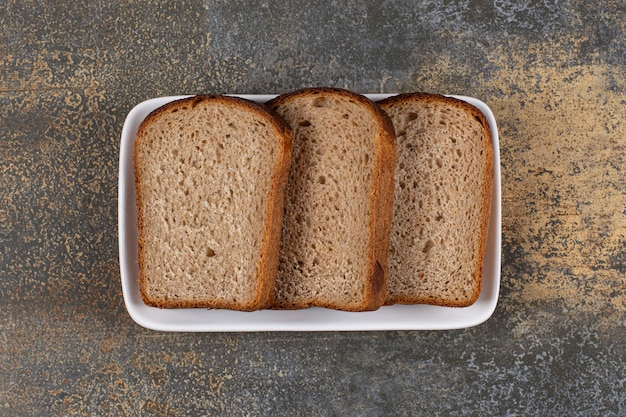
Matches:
[[271, 91, 382, 309], [382, 96, 492, 306], [135, 97, 283, 308]]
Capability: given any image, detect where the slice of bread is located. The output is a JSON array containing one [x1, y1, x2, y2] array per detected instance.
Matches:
[[378, 93, 493, 307], [134, 95, 291, 310], [267, 88, 397, 311]]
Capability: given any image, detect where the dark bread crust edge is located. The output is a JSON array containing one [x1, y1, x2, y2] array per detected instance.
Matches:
[[134, 95, 292, 310], [362, 92, 397, 311], [378, 92, 493, 307], [267, 87, 397, 311]]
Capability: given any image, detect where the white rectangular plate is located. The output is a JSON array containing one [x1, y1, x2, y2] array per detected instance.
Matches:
[[119, 94, 501, 331]]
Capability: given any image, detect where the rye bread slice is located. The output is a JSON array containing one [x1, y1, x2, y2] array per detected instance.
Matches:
[[134, 95, 291, 310], [378, 93, 493, 307], [267, 88, 397, 311]]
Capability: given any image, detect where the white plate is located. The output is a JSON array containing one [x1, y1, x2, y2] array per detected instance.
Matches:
[[119, 94, 501, 331]]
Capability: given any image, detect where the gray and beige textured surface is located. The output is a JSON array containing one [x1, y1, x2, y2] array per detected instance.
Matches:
[[1, 1, 624, 415]]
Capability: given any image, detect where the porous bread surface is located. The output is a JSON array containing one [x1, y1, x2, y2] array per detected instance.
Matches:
[[379, 93, 493, 307], [134, 95, 291, 310], [268, 88, 396, 311]]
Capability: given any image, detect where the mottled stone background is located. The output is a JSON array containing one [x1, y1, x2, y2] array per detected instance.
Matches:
[[1, 0, 624, 416]]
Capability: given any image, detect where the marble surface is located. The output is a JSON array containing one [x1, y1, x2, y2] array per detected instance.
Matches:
[[1, 1, 624, 415]]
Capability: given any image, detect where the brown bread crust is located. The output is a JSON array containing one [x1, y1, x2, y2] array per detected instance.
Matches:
[[134, 95, 291, 310]]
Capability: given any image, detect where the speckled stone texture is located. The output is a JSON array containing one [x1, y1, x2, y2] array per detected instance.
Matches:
[[1, 1, 624, 416]]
